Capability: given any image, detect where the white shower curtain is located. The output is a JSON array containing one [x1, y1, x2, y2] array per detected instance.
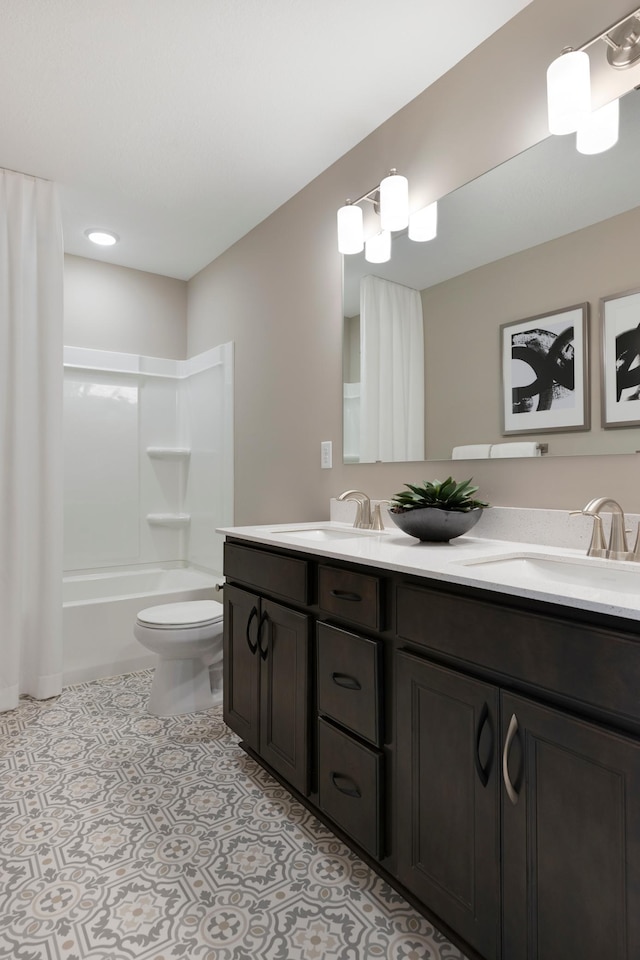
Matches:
[[359, 275, 425, 462], [0, 170, 64, 712]]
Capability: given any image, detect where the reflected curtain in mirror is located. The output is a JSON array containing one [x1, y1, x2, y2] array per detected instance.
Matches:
[[359, 276, 424, 463]]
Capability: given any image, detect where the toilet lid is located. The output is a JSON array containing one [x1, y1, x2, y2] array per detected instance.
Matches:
[[137, 599, 224, 628]]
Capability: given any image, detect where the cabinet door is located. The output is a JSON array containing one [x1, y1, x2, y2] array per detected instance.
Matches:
[[223, 583, 260, 751], [396, 652, 501, 960], [502, 693, 640, 960], [258, 598, 310, 796]]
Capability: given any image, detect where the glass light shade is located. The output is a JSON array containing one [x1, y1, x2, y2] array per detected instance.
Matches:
[[576, 98, 619, 154], [85, 229, 119, 246], [547, 49, 591, 135], [365, 230, 391, 264], [379, 173, 409, 231], [337, 204, 364, 254], [408, 201, 438, 242]]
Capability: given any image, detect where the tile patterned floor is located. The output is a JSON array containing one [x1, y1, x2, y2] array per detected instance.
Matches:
[[0, 672, 468, 960]]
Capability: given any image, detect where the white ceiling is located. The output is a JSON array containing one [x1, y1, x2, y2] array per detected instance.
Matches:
[[0, 0, 530, 280]]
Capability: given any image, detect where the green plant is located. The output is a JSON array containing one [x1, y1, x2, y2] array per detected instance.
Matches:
[[390, 477, 489, 513]]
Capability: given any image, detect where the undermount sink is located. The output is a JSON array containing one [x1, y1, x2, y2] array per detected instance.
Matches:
[[268, 525, 381, 542], [460, 552, 640, 594]]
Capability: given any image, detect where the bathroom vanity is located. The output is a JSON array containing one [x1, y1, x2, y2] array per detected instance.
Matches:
[[219, 522, 640, 960]]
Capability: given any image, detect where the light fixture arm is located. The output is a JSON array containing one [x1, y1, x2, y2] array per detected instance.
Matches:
[[573, 6, 640, 56]]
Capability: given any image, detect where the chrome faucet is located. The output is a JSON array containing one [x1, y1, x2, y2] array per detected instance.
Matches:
[[574, 498, 629, 560], [337, 489, 372, 529]]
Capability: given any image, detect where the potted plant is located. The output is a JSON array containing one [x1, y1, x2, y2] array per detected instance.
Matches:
[[389, 476, 489, 542]]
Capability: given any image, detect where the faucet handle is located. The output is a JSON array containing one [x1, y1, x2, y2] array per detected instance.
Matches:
[[372, 500, 392, 531], [570, 510, 607, 558]]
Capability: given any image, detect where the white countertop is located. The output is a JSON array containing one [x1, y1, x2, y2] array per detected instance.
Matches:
[[218, 520, 640, 625]]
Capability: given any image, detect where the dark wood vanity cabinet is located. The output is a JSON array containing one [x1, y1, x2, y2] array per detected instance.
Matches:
[[395, 652, 501, 960], [501, 693, 640, 960], [396, 579, 640, 960], [223, 537, 640, 960], [222, 545, 311, 796]]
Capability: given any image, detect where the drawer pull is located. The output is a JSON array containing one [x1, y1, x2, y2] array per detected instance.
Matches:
[[331, 672, 362, 691], [245, 606, 258, 655], [502, 713, 520, 806], [474, 701, 492, 788], [329, 589, 362, 603], [331, 772, 361, 798]]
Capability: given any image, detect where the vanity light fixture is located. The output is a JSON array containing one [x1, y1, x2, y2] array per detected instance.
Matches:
[[546, 6, 640, 153], [85, 228, 119, 246], [337, 170, 437, 259]]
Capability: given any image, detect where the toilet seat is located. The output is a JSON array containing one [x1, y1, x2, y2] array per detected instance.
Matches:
[[136, 599, 223, 629]]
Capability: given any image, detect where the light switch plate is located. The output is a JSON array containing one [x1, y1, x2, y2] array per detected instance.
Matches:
[[321, 440, 332, 469]]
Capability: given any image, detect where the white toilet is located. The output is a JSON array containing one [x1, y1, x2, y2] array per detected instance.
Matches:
[[134, 599, 224, 716]]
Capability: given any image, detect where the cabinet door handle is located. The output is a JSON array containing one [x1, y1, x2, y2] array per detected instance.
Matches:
[[502, 712, 520, 805], [329, 589, 362, 602], [331, 672, 362, 691], [245, 606, 258, 655], [257, 610, 269, 661], [331, 772, 361, 798], [474, 701, 492, 788]]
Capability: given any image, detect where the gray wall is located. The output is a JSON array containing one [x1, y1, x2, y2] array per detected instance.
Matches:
[[187, 0, 640, 523], [64, 255, 188, 359]]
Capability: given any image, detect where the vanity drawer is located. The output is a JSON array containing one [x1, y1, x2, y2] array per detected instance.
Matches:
[[224, 542, 310, 605], [317, 718, 383, 859], [396, 582, 640, 727], [317, 623, 381, 746], [318, 565, 381, 631]]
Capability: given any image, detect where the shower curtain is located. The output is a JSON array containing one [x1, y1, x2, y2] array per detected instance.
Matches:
[[359, 275, 425, 462], [0, 170, 64, 712]]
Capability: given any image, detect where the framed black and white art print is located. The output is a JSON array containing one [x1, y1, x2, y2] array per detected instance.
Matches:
[[601, 287, 640, 429], [500, 304, 589, 436]]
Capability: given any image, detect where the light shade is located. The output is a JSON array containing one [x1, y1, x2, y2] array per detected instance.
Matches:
[[408, 201, 438, 242], [547, 49, 591, 135], [365, 230, 391, 264], [85, 229, 119, 246], [337, 204, 364, 254], [576, 97, 619, 154], [379, 172, 409, 232]]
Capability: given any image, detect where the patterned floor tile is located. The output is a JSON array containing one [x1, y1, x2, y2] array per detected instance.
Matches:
[[0, 671, 468, 960]]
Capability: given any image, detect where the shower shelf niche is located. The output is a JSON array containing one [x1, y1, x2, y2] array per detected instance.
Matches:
[[146, 446, 191, 459], [146, 513, 191, 527]]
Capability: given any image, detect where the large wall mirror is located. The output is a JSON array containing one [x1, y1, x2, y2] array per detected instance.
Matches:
[[343, 88, 640, 463]]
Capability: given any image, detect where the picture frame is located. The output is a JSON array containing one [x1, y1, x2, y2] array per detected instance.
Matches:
[[500, 303, 590, 436], [601, 287, 640, 429]]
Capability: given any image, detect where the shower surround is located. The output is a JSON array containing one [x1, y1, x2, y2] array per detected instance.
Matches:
[[62, 343, 233, 684]]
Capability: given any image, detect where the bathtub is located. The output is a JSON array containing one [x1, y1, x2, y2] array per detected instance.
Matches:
[[63, 566, 223, 685]]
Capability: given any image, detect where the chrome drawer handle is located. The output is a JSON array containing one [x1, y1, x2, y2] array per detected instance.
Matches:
[[331, 672, 362, 691], [329, 589, 362, 602], [502, 713, 520, 806], [330, 772, 361, 798]]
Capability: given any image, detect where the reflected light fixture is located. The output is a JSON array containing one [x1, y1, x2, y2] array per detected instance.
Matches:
[[547, 7, 640, 153], [576, 97, 620, 154], [365, 230, 391, 264], [408, 201, 438, 242], [337, 169, 438, 261], [85, 229, 119, 246]]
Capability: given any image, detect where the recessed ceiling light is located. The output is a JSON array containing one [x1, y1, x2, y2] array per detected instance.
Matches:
[[85, 229, 119, 246]]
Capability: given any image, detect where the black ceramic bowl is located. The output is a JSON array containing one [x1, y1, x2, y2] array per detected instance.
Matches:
[[389, 506, 483, 542]]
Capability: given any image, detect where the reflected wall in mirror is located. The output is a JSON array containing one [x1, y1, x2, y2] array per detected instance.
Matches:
[[343, 89, 640, 462]]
